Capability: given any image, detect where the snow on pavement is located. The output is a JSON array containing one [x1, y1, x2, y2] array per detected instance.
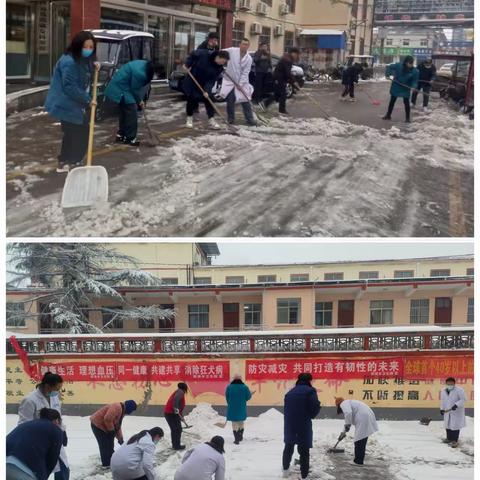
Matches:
[[6, 404, 474, 479]]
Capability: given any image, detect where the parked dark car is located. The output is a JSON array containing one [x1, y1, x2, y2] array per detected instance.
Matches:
[[169, 52, 305, 100], [90, 29, 154, 120]]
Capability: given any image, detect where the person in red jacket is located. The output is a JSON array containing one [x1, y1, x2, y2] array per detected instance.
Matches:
[[164, 383, 189, 450]]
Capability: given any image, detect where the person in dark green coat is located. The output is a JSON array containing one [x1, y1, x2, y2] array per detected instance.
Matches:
[[104, 60, 154, 146], [382, 56, 419, 123], [225, 375, 252, 445]]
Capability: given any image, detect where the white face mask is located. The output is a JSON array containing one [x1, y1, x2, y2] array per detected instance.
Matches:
[[446, 385, 454, 391]]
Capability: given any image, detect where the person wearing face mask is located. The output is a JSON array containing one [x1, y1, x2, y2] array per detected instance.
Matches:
[[440, 377, 466, 448], [7, 408, 64, 480], [18, 372, 69, 480], [110, 427, 164, 480], [382, 55, 419, 123], [45, 30, 100, 173], [411, 58, 436, 111]]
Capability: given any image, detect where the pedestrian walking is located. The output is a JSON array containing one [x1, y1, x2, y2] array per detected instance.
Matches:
[[382, 55, 419, 123], [335, 397, 378, 466], [440, 377, 466, 448], [340, 63, 363, 102], [220, 39, 256, 126], [183, 50, 230, 129], [263, 48, 301, 115], [174, 436, 226, 480], [411, 58, 436, 111], [197, 32, 220, 51], [45, 30, 100, 173], [7, 408, 64, 480], [164, 383, 189, 450], [253, 42, 272, 104], [18, 372, 69, 480], [90, 400, 138, 467], [282, 373, 321, 479], [225, 374, 252, 444], [104, 60, 155, 146], [110, 427, 164, 480]]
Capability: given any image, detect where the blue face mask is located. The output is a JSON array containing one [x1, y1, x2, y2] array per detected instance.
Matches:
[[48, 391, 59, 398], [82, 48, 93, 58]]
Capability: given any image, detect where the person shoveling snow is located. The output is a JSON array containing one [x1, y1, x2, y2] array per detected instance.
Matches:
[[335, 397, 379, 467], [164, 383, 189, 451]]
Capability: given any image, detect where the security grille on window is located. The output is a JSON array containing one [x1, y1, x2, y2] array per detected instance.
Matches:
[[226, 276, 245, 284], [394, 270, 414, 279], [359, 271, 379, 279], [232, 21, 246, 47], [410, 299, 429, 324], [430, 269, 451, 277], [102, 307, 124, 329], [315, 302, 333, 327], [467, 298, 474, 323], [258, 275, 276, 283], [324, 272, 344, 281], [284, 31, 294, 50], [277, 298, 301, 324], [188, 304, 209, 328], [244, 303, 262, 325], [291, 273, 309, 282], [162, 278, 178, 285], [370, 300, 393, 325], [194, 277, 212, 285], [6, 303, 25, 327], [259, 27, 271, 47]]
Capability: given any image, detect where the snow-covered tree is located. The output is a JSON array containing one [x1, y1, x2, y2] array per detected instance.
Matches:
[[7, 244, 175, 334]]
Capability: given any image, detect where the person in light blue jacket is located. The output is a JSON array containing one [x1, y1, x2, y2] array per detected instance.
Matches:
[[45, 31, 99, 173], [104, 60, 154, 147], [382, 55, 419, 123], [225, 375, 252, 445]]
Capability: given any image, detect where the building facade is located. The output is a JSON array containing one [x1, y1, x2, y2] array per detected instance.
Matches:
[[7, 246, 474, 334]]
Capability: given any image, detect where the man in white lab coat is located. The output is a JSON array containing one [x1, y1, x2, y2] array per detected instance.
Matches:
[[219, 39, 256, 126], [440, 377, 466, 448], [335, 397, 378, 466]]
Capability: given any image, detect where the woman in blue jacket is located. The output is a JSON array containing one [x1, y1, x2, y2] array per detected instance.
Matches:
[[104, 60, 155, 147], [225, 375, 252, 445], [182, 49, 230, 130], [45, 31, 99, 173], [382, 55, 419, 123]]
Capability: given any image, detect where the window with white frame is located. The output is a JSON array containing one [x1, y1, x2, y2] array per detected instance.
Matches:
[[420, 39, 428, 46], [324, 272, 344, 281], [194, 277, 212, 285], [370, 300, 393, 325], [394, 270, 414, 279], [467, 298, 474, 323], [244, 303, 262, 326], [6, 303, 25, 327], [284, 30, 294, 51], [226, 276, 245, 284], [403, 39, 410, 46], [258, 275, 276, 283], [232, 21, 245, 47], [277, 298, 301, 324], [315, 302, 333, 327], [386, 38, 393, 45], [102, 307, 124, 329], [410, 299, 429, 324], [188, 304, 209, 328], [162, 277, 178, 285], [259, 27, 271, 47], [466, 268, 474, 276], [359, 271, 379, 279], [430, 269, 450, 277], [291, 273, 309, 282]]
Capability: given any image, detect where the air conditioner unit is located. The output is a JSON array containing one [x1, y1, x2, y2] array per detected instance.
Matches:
[[279, 4, 290, 15], [274, 25, 284, 37], [256, 2, 268, 15], [239, 0, 251, 10], [251, 22, 262, 34]]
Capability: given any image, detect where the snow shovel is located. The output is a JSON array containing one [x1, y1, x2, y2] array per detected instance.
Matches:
[[327, 435, 346, 453], [184, 67, 240, 136], [61, 68, 108, 208], [180, 415, 193, 430]]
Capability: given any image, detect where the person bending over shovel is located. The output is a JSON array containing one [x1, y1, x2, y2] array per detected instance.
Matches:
[[164, 383, 189, 451], [45, 30, 100, 173], [335, 397, 378, 467], [105, 60, 155, 147]]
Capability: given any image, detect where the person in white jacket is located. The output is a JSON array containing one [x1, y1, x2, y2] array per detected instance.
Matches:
[[110, 427, 164, 480], [335, 397, 378, 466], [440, 377, 466, 448], [219, 39, 256, 126], [174, 436, 226, 480], [18, 372, 70, 480]]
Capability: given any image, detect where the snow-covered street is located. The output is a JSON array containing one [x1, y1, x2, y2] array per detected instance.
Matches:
[[6, 404, 474, 480], [6, 82, 473, 237]]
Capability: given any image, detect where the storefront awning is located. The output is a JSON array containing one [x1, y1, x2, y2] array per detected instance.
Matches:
[[299, 29, 346, 50]]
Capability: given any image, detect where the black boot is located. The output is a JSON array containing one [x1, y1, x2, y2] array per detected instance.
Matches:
[[239, 428, 244, 442], [233, 430, 240, 445]]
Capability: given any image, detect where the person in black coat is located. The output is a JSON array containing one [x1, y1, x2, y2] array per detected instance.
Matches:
[[6, 408, 64, 480], [253, 42, 272, 104], [183, 49, 230, 129], [197, 32, 220, 51], [340, 63, 363, 101], [411, 58, 436, 110], [282, 373, 321, 479], [263, 47, 300, 114]]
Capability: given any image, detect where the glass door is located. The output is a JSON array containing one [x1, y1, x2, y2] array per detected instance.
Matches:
[[172, 19, 191, 72], [6, 2, 31, 79], [33, 1, 51, 81], [148, 14, 170, 79], [193, 23, 214, 49], [51, 1, 70, 71]]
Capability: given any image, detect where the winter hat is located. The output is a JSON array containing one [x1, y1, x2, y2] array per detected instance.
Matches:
[[209, 435, 225, 453], [124, 400, 137, 415], [334, 397, 344, 407]]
